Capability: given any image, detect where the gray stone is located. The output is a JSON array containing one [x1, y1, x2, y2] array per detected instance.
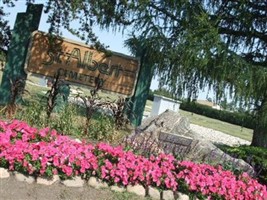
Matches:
[[159, 132, 193, 146], [74, 138, 82, 143], [148, 186, 161, 199], [163, 190, 174, 200], [61, 176, 84, 187], [124, 131, 163, 156], [88, 176, 108, 189], [14, 172, 35, 184], [139, 110, 192, 138], [126, 184, 146, 197], [0, 168, 10, 179], [126, 110, 255, 176], [185, 139, 255, 175], [110, 185, 126, 193], [177, 192, 190, 200], [159, 132, 194, 155], [37, 175, 59, 185]]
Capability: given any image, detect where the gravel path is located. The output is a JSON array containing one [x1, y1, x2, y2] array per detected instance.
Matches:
[[190, 124, 251, 146]]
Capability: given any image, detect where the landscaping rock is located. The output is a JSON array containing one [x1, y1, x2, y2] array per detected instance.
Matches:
[[177, 192, 190, 200], [126, 110, 255, 176], [88, 176, 108, 189], [138, 110, 193, 138], [37, 175, 59, 185], [74, 138, 82, 143], [14, 172, 35, 184], [126, 184, 146, 197], [148, 186, 161, 199], [0, 168, 10, 179], [163, 190, 175, 200], [61, 176, 84, 187], [110, 185, 126, 193], [185, 139, 255, 175]]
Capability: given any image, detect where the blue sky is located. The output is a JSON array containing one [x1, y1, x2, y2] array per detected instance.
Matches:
[[3, 1, 215, 99]]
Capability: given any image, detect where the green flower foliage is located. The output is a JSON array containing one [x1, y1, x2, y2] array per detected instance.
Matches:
[[220, 145, 267, 185]]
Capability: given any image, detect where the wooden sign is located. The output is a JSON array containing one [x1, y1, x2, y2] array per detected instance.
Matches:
[[25, 31, 140, 96]]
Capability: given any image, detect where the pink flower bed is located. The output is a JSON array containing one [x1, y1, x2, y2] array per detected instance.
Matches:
[[0, 120, 266, 200]]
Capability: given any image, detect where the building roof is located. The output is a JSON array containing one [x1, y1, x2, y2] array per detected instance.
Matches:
[[196, 100, 215, 107]]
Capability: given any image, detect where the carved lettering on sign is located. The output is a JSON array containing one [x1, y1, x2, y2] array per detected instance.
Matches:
[[159, 132, 193, 156]]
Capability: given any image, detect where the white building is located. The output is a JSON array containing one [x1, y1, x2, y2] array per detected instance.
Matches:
[[151, 95, 181, 116]]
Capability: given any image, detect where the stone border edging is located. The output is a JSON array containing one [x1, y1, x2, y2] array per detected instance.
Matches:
[[0, 167, 191, 200]]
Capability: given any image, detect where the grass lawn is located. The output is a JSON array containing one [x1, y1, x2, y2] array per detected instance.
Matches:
[[179, 109, 253, 141], [145, 100, 253, 142]]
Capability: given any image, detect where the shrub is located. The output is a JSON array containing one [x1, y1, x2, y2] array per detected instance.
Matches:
[[48, 103, 82, 135], [4, 78, 28, 119], [86, 113, 115, 142], [14, 99, 46, 128], [219, 144, 267, 186]]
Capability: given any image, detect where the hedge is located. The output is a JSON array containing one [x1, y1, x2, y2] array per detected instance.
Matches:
[[180, 101, 256, 129]]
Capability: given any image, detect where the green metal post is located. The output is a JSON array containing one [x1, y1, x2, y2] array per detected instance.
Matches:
[[127, 53, 154, 127], [0, 4, 43, 104]]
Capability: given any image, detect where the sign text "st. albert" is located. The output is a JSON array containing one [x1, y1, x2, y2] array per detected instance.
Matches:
[[25, 31, 140, 97]]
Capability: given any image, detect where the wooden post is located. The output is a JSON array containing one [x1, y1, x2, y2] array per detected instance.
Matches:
[[127, 51, 154, 126], [0, 4, 43, 104]]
